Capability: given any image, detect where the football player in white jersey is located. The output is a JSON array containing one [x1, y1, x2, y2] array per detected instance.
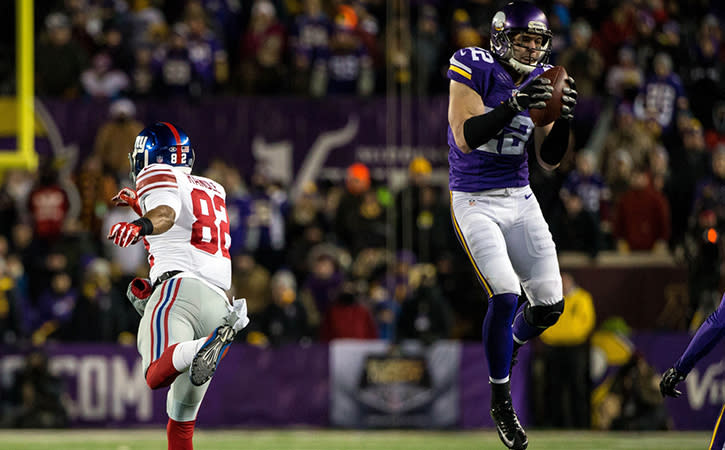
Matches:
[[446, 2, 577, 449], [107, 121, 249, 450]]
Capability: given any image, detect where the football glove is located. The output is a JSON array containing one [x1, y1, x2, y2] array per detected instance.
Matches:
[[127, 277, 153, 316], [225, 297, 250, 332], [561, 77, 578, 121], [112, 187, 143, 217], [108, 221, 143, 247], [507, 77, 553, 112], [659, 367, 686, 398]]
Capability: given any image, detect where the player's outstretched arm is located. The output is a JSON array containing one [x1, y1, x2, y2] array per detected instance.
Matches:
[[660, 292, 725, 397], [107, 205, 176, 247]]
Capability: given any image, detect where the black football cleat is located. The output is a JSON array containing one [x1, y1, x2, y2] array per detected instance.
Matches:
[[189, 325, 236, 386], [490, 399, 528, 450]]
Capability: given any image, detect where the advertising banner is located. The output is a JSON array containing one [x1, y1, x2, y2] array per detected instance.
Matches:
[[330, 340, 460, 428], [0, 343, 329, 427]]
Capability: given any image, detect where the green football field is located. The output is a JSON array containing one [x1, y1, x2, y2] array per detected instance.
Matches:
[[0, 429, 712, 450]]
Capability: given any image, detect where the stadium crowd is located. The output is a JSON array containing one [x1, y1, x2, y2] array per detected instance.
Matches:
[[0, 0, 722, 361]]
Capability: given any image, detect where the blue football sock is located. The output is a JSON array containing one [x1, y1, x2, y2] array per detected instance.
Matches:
[[483, 293, 519, 382], [512, 303, 544, 343]]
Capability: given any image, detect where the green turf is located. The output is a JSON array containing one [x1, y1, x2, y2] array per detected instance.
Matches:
[[0, 429, 711, 450]]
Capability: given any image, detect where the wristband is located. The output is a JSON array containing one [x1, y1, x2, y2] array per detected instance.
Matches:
[[131, 217, 154, 236]]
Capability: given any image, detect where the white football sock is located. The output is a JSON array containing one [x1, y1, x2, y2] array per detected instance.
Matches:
[[172, 337, 207, 372]]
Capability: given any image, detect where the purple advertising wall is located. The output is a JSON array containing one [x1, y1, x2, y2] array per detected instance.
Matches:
[[40, 98, 450, 181], [4, 337, 711, 430]]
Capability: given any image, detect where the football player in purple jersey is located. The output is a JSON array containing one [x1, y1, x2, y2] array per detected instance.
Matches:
[[660, 292, 725, 449], [446, 2, 577, 449]]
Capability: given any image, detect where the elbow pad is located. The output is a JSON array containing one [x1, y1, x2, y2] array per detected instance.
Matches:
[[540, 118, 571, 166]]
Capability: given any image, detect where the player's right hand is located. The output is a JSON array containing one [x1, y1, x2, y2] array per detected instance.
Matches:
[[508, 77, 553, 112], [107, 222, 143, 247], [659, 367, 685, 397], [112, 187, 143, 216]]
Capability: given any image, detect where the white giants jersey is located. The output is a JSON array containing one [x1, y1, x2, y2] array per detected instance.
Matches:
[[136, 164, 231, 290]]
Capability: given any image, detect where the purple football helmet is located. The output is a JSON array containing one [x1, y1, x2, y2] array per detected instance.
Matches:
[[490, 2, 552, 74]]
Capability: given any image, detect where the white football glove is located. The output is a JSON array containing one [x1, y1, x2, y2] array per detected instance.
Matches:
[[225, 297, 250, 332]]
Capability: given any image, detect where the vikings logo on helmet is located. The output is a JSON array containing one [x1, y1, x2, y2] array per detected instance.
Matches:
[[129, 122, 195, 182], [490, 2, 552, 75]]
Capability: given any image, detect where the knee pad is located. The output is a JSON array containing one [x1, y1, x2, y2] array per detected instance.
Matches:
[[523, 299, 565, 328]]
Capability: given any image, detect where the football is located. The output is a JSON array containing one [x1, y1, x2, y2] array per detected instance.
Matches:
[[528, 65, 568, 127]]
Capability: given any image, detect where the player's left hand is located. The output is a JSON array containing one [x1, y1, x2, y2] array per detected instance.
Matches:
[[112, 187, 143, 216], [659, 367, 685, 397], [108, 222, 143, 247], [561, 76, 578, 121], [126, 277, 152, 316]]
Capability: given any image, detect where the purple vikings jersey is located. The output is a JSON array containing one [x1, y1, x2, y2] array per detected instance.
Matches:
[[447, 47, 549, 192]]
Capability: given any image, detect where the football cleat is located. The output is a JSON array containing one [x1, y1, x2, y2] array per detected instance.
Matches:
[[189, 325, 236, 386], [490, 399, 528, 450]]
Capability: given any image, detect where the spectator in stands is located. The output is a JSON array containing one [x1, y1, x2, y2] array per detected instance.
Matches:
[[395, 157, 433, 254], [184, 3, 229, 93], [591, 2, 635, 67], [683, 209, 722, 329], [231, 251, 271, 317], [129, 43, 156, 98], [289, 0, 333, 94], [23, 270, 77, 345], [384, 14, 412, 91], [413, 4, 444, 96], [239, 169, 289, 272], [613, 165, 670, 253], [99, 23, 134, 74], [311, 15, 374, 97], [556, 19, 602, 100], [65, 257, 133, 342], [601, 103, 656, 182], [605, 46, 643, 103], [334, 162, 370, 251], [552, 192, 601, 257], [26, 160, 70, 244], [683, 22, 725, 132], [153, 23, 199, 99], [9, 351, 69, 428], [252, 269, 309, 347], [319, 281, 378, 341], [36, 12, 88, 98], [692, 146, 725, 231], [535, 272, 596, 428], [92, 98, 144, 182], [396, 264, 453, 344], [634, 52, 689, 148], [80, 51, 130, 99], [560, 150, 610, 230], [298, 246, 344, 333], [238, 0, 287, 95], [666, 119, 710, 249], [285, 183, 328, 280], [73, 154, 117, 237]]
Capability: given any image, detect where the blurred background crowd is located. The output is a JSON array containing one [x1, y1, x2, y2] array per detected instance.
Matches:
[[0, 1, 723, 419]]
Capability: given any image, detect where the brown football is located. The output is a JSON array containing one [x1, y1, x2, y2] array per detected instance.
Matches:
[[528, 65, 568, 127]]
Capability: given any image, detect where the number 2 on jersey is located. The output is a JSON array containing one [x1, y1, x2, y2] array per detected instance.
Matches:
[[190, 189, 231, 259]]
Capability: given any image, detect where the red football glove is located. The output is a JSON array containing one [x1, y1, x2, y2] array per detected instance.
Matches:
[[129, 278, 153, 299], [126, 278, 153, 316], [107, 222, 143, 247], [112, 187, 143, 216]]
